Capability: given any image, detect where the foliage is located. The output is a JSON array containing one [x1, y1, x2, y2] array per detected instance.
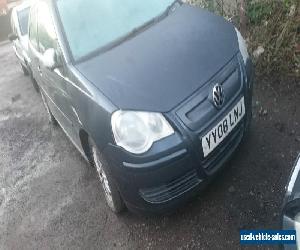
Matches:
[[188, 0, 215, 11], [247, 0, 299, 77], [187, 0, 300, 77], [187, 0, 239, 17], [247, 1, 274, 25]]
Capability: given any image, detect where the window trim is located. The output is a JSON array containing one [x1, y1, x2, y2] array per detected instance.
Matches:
[[28, 5, 39, 52], [17, 7, 30, 36], [37, 1, 58, 54], [52, 1, 75, 65], [28, 0, 71, 67]]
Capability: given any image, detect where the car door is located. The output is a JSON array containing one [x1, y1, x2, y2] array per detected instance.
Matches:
[[36, 1, 77, 139]]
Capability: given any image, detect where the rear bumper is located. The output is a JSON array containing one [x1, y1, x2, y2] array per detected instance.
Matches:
[[103, 56, 254, 214]]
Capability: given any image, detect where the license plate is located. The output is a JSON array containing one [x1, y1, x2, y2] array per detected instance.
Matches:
[[202, 97, 245, 157]]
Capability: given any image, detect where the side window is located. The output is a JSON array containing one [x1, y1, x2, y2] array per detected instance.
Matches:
[[10, 13, 14, 34], [29, 6, 38, 50], [11, 12, 16, 35], [37, 2, 57, 54]]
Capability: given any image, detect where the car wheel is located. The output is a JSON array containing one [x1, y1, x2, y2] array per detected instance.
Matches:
[[21, 64, 29, 76], [90, 141, 125, 213], [40, 90, 58, 126]]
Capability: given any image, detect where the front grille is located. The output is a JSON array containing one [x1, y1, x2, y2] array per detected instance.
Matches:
[[174, 55, 246, 174], [139, 170, 201, 204], [176, 55, 243, 133], [201, 121, 244, 173]]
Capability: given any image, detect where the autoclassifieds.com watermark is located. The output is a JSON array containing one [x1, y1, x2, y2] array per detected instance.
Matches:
[[240, 230, 296, 245]]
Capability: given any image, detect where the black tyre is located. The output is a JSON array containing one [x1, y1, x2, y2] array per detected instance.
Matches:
[[90, 140, 125, 213], [40, 90, 58, 126]]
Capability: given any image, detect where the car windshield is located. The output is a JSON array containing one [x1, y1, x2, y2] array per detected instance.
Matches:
[[17, 7, 30, 36], [56, 0, 176, 61]]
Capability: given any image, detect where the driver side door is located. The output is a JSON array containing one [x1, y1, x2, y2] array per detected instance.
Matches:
[[36, 1, 74, 134]]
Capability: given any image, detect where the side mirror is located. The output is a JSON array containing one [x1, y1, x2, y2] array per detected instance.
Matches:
[[42, 48, 58, 70], [8, 33, 18, 42]]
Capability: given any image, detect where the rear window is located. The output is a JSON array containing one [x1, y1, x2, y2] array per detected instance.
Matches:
[[17, 7, 30, 35]]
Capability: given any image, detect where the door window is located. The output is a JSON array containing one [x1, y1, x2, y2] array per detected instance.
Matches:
[[37, 2, 57, 54], [28, 6, 38, 50], [17, 7, 30, 36], [11, 12, 17, 36]]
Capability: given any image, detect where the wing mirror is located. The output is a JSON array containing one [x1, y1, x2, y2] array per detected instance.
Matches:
[[8, 33, 18, 41], [42, 48, 60, 70]]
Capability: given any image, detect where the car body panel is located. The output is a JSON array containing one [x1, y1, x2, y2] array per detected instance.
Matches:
[[75, 5, 239, 112], [27, 0, 254, 214]]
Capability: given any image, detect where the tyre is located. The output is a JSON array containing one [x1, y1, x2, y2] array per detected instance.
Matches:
[[90, 141, 125, 213], [40, 90, 58, 126]]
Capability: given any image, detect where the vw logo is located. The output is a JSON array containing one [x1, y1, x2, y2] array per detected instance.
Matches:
[[212, 83, 224, 109]]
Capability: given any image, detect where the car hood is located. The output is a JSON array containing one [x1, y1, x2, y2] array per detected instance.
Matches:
[[76, 4, 239, 112]]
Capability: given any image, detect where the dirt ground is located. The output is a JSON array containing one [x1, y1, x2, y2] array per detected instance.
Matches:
[[0, 41, 299, 249], [0, 14, 11, 42]]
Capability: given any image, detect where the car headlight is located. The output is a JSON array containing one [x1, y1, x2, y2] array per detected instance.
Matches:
[[235, 28, 249, 65], [111, 111, 174, 154]]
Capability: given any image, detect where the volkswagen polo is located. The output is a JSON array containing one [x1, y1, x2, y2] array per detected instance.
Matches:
[[28, 0, 254, 214]]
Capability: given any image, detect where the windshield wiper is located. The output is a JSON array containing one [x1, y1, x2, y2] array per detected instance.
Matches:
[[77, 1, 181, 63], [128, 0, 180, 38], [166, 0, 181, 15]]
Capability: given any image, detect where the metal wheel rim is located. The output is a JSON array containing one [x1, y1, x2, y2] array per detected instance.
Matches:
[[92, 147, 115, 209]]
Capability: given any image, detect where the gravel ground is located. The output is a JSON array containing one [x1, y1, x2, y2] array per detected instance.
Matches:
[[0, 42, 299, 250]]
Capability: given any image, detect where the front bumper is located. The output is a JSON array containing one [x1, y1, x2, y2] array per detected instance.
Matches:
[[104, 55, 254, 214]]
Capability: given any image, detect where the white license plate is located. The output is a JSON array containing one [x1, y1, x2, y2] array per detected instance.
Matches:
[[202, 97, 245, 157]]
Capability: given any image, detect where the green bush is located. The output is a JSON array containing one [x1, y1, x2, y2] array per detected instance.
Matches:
[[247, 0, 297, 25], [247, 1, 274, 24]]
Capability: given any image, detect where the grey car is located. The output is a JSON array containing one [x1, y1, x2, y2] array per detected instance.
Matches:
[[28, 0, 254, 214], [9, 2, 31, 76]]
